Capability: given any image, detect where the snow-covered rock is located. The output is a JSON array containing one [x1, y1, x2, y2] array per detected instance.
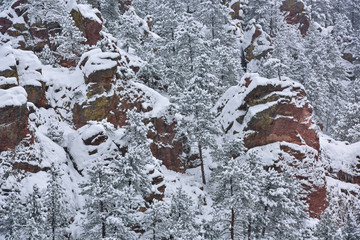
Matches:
[[217, 73, 326, 217]]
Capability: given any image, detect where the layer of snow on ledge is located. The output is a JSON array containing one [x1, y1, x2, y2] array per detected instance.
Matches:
[[79, 49, 119, 77], [133, 82, 170, 118], [0, 45, 16, 72], [0, 86, 27, 108], [0, 76, 17, 86], [320, 134, 360, 176], [13, 49, 43, 86], [79, 124, 105, 142], [72, 4, 102, 23]]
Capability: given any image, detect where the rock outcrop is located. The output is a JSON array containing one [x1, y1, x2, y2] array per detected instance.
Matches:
[[72, 49, 186, 172], [70, 4, 103, 46], [0, 45, 48, 108], [0, 87, 29, 151], [216, 73, 327, 218], [242, 20, 273, 67], [0, 1, 102, 56], [280, 0, 310, 36]]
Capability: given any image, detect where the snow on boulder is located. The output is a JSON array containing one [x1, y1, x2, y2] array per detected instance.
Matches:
[[0, 45, 18, 89], [0, 86, 27, 107], [0, 86, 29, 151], [280, 0, 310, 36], [70, 4, 103, 46], [0, 45, 47, 107], [242, 20, 272, 64], [78, 49, 120, 97], [13, 48, 47, 107], [217, 73, 318, 151], [217, 73, 326, 218], [321, 134, 360, 185]]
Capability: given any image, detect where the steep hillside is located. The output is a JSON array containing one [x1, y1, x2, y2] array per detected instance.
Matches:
[[0, 0, 359, 239]]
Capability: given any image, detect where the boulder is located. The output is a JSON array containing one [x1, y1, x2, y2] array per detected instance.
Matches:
[[0, 16, 12, 34], [71, 4, 103, 46], [242, 20, 273, 64], [216, 73, 326, 218], [149, 118, 185, 173], [280, 0, 310, 36], [0, 87, 29, 151]]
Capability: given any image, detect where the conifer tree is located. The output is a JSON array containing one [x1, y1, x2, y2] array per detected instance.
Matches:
[[44, 163, 71, 240], [167, 188, 199, 240], [211, 139, 262, 240], [23, 185, 46, 239], [80, 161, 138, 239], [3, 189, 24, 240], [141, 200, 171, 240]]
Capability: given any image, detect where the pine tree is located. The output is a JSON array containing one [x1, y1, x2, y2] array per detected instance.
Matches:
[[23, 185, 47, 239], [141, 200, 171, 240], [80, 161, 138, 239], [3, 189, 24, 240], [44, 163, 71, 240], [211, 139, 262, 240], [257, 168, 309, 239], [167, 188, 199, 240], [21, 0, 86, 65]]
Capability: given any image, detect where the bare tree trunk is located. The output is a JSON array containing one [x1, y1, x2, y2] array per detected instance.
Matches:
[[198, 143, 206, 185], [100, 201, 106, 238], [230, 177, 235, 240], [231, 208, 235, 240], [247, 222, 252, 240]]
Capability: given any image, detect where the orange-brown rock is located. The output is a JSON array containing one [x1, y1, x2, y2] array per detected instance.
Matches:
[[71, 9, 102, 46], [216, 73, 326, 218], [280, 0, 310, 36], [23, 82, 48, 108], [0, 103, 29, 151], [12, 162, 41, 173], [149, 118, 185, 173], [243, 21, 272, 63], [0, 16, 12, 34], [338, 170, 360, 185]]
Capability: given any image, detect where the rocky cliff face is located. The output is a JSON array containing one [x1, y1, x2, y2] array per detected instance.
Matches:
[[216, 73, 327, 218]]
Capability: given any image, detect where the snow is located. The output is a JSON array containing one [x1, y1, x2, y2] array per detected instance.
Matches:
[[215, 73, 307, 135], [79, 48, 119, 78], [320, 134, 360, 176], [0, 76, 17, 87], [79, 124, 106, 142], [133, 82, 170, 118], [13, 48, 44, 86], [0, 45, 16, 72], [0, 86, 27, 107], [72, 4, 102, 24]]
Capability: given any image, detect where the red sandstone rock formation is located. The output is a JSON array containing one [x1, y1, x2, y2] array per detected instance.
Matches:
[[0, 87, 29, 151], [216, 73, 327, 218], [280, 0, 310, 36]]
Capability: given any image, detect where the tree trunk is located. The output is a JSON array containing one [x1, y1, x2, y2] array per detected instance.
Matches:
[[230, 177, 235, 240], [231, 208, 235, 240], [198, 143, 206, 185], [100, 201, 106, 238], [247, 222, 252, 240]]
